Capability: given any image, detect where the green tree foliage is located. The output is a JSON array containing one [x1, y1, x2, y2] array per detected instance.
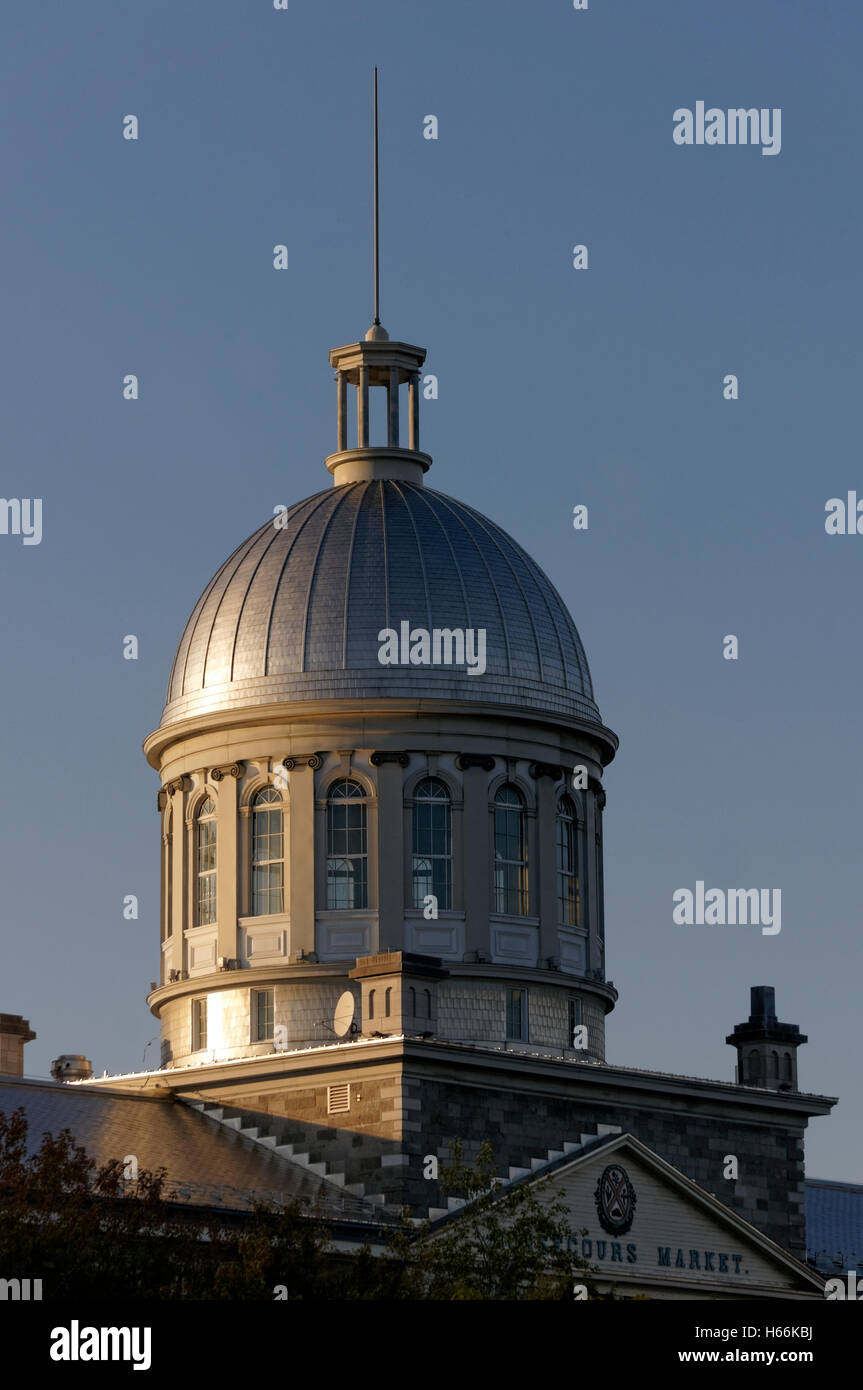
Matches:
[[0, 1110, 597, 1300], [385, 1139, 599, 1300]]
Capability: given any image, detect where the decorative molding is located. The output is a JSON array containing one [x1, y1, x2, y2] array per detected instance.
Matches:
[[164, 777, 189, 796], [280, 753, 323, 770], [238, 805, 252, 819], [455, 753, 495, 772], [370, 750, 409, 767], [529, 760, 562, 780], [157, 789, 168, 812], [211, 762, 244, 781]]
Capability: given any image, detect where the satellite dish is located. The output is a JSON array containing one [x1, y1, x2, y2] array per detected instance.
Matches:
[[333, 991, 356, 1038]]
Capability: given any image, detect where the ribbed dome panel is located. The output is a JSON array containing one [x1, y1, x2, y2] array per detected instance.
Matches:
[[162, 481, 602, 728]]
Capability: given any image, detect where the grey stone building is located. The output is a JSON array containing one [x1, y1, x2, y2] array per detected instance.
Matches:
[[0, 300, 837, 1298]]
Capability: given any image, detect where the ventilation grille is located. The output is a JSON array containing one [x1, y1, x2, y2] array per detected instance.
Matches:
[[327, 1083, 351, 1115]]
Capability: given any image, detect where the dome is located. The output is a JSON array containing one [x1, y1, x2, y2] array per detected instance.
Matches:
[[161, 480, 604, 731]]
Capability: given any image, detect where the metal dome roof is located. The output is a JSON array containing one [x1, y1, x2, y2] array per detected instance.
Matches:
[[161, 480, 603, 730]]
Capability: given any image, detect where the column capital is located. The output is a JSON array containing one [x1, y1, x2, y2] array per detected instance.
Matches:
[[280, 753, 323, 770], [210, 762, 244, 781], [370, 750, 409, 767], [529, 760, 562, 780], [455, 753, 495, 772]]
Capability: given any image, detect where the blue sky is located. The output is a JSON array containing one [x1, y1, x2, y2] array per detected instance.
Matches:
[[2, 0, 860, 1180]]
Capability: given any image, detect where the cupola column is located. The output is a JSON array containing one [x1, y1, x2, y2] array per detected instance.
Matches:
[[337, 372, 348, 451], [387, 366, 400, 446], [408, 370, 420, 450], [358, 365, 370, 447]]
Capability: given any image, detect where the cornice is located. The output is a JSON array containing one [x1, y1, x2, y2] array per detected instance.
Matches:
[[91, 1034, 838, 1122], [144, 699, 619, 771]]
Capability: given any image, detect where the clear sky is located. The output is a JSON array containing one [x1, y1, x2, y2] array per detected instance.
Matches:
[[2, 0, 860, 1180]]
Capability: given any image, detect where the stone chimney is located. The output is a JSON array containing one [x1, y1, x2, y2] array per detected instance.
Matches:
[[0, 1013, 36, 1077], [726, 986, 806, 1092]]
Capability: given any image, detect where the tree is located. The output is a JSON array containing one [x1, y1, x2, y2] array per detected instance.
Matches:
[[387, 1139, 600, 1300]]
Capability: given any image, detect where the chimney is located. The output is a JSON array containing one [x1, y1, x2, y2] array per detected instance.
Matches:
[[0, 1013, 36, 1077], [726, 986, 806, 1092]]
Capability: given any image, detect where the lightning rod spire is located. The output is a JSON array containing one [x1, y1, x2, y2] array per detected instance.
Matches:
[[373, 66, 380, 326]]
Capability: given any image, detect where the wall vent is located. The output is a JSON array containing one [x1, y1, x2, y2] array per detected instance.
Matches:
[[327, 1083, 351, 1114]]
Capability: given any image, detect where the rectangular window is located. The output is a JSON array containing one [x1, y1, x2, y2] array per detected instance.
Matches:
[[505, 988, 527, 1041], [568, 997, 583, 1046], [192, 997, 208, 1052], [412, 783, 452, 910], [253, 988, 274, 1042]]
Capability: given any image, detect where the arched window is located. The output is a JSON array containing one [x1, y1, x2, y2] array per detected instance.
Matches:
[[771, 1049, 779, 1080], [556, 795, 581, 926], [412, 778, 452, 910], [369, 988, 376, 1019], [195, 797, 217, 925], [494, 784, 527, 915], [409, 986, 416, 1016], [748, 1050, 761, 1080], [327, 779, 368, 909], [424, 989, 432, 1020], [385, 987, 392, 1018], [783, 1052, 793, 1082], [251, 787, 284, 916]]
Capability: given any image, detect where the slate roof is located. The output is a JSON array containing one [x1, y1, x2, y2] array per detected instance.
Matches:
[[805, 1178, 863, 1273], [162, 480, 604, 730], [0, 1078, 383, 1224]]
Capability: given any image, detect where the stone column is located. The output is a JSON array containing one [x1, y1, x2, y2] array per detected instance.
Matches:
[[371, 753, 407, 949], [289, 764, 316, 958], [534, 772, 559, 964], [458, 756, 494, 955], [337, 373, 347, 451], [408, 371, 419, 449], [583, 788, 597, 973], [358, 366, 370, 447], [212, 764, 242, 963], [387, 367, 400, 446], [168, 780, 187, 979]]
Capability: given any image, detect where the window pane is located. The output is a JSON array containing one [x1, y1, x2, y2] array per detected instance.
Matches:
[[412, 779, 452, 910]]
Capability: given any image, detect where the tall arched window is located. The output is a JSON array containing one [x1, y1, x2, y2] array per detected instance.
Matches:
[[327, 779, 368, 909], [385, 987, 392, 1018], [251, 787, 284, 915], [195, 797, 217, 925], [771, 1049, 779, 1080], [748, 1050, 761, 1081], [556, 795, 581, 926], [412, 778, 452, 910], [494, 783, 528, 915]]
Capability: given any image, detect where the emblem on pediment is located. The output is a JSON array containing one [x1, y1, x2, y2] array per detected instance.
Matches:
[[594, 1163, 636, 1235]]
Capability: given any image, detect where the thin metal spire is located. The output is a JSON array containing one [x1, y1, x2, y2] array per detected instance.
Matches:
[[373, 66, 380, 326]]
